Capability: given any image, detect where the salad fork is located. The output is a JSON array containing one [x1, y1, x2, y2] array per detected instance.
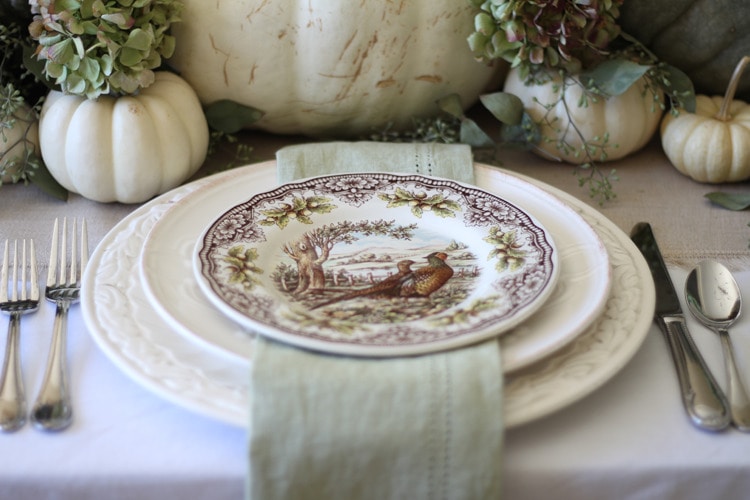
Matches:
[[0, 240, 39, 432], [31, 218, 87, 431]]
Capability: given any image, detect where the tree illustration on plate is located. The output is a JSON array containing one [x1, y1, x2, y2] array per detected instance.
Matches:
[[282, 219, 417, 294]]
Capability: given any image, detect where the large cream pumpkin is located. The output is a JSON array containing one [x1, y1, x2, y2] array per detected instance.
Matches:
[[504, 68, 663, 164], [169, 1, 502, 137], [38, 72, 209, 203]]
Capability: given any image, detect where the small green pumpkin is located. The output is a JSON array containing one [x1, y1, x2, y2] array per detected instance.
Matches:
[[619, 0, 750, 100]]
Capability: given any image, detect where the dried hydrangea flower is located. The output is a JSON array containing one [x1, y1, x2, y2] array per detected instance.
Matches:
[[28, 0, 182, 99], [468, 0, 624, 81]]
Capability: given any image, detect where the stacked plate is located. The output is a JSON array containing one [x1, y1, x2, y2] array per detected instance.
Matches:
[[81, 161, 655, 428]]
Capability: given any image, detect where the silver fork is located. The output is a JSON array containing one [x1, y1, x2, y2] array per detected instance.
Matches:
[[0, 239, 39, 432], [31, 218, 87, 431]]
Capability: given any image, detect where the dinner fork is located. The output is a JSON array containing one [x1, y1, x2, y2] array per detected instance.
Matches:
[[0, 240, 39, 432], [31, 218, 87, 431]]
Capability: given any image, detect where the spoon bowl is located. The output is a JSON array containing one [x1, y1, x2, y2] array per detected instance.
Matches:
[[686, 260, 750, 431]]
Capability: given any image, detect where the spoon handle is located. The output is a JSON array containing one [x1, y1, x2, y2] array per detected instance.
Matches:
[[718, 329, 750, 431], [661, 316, 730, 431]]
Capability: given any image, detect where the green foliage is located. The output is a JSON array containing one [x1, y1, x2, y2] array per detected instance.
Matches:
[[464, 1, 698, 205], [202, 100, 265, 176], [204, 100, 264, 134], [0, 17, 67, 199], [704, 192, 750, 248], [367, 116, 462, 144], [28, 0, 182, 98], [705, 192, 750, 211]]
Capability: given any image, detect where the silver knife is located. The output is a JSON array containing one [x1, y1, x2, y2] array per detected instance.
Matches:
[[630, 222, 730, 431]]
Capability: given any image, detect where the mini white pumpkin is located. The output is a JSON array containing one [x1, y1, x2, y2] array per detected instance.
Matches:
[[503, 67, 663, 164], [39, 72, 209, 203], [660, 56, 750, 183], [169, 1, 502, 137]]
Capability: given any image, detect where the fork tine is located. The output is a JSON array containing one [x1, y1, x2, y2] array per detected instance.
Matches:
[[11, 241, 17, 302], [69, 219, 77, 286], [60, 218, 67, 286], [80, 219, 88, 279], [1, 240, 7, 303], [30, 240, 38, 302], [47, 218, 59, 288], [20, 241, 26, 302]]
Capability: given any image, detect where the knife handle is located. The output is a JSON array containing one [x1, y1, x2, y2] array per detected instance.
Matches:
[[659, 315, 730, 431]]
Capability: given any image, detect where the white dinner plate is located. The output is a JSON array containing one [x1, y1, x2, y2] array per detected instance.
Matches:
[[139, 162, 610, 372], [194, 172, 559, 357], [83, 162, 654, 428]]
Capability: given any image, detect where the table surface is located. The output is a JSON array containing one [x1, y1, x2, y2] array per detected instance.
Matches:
[[2, 126, 750, 499]]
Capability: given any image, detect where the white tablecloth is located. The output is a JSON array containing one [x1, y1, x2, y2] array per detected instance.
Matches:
[[2, 139, 750, 499], [2, 264, 749, 499]]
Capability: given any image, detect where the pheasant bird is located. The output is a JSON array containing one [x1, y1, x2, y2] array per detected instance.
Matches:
[[312, 259, 415, 309], [399, 252, 454, 298]]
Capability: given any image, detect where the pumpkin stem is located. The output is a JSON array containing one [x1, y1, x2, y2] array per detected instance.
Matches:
[[716, 55, 750, 121]]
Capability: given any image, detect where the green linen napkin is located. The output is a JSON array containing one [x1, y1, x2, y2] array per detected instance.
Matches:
[[248, 141, 504, 500]]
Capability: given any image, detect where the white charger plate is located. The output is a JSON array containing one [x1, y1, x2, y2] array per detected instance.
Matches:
[[139, 162, 609, 372], [82, 162, 654, 428]]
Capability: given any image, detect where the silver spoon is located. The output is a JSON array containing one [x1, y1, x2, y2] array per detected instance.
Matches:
[[686, 260, 750, 431]]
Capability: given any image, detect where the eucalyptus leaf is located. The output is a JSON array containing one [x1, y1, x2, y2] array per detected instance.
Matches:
[[479, 92, 524, 125], [436, 94, 464, 120], [29, 165, 68, 201], [459, 118, 495, 148], [501, 112, 541, 146], [580, 58, 651, 96], [660, 64, 696, 113], [705, 192, 750, 211], [204, 100, 265, 134]]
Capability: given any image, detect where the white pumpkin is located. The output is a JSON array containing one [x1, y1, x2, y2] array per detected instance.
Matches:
[[503, 67, 663, 164], [660, 56, 750, 183], [0, 104, 39, 183], [169, 1, 503, 137], [39, 72, 209, 203]]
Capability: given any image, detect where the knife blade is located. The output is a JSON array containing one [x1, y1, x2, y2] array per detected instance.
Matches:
[[630, 222, 730, 431]]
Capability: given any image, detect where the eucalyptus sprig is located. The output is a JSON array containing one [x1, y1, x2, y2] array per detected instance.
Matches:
[[202, 99, 265, 176], [0, 16, 67, 198]]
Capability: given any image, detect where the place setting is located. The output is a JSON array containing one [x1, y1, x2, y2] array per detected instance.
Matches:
[[76, 140, 659, 497], [80, 141, 655, 431]]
